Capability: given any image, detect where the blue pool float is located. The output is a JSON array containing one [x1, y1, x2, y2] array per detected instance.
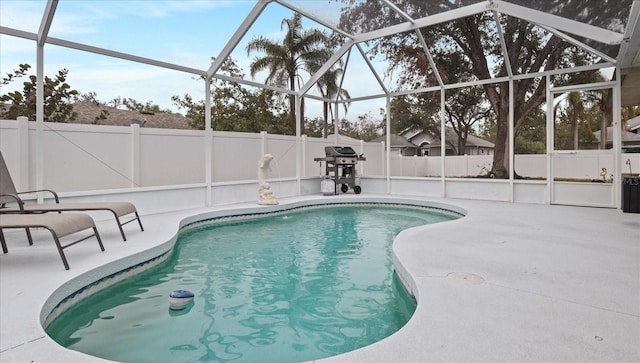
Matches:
[[169, 290, 195, 310]]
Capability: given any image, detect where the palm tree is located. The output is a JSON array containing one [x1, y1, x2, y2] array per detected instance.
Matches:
[[246, 13, 330, 134], [310, 57, 351, 138]]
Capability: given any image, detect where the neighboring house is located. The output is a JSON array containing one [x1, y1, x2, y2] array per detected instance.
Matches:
[[400, 127, 495, 156], [628, 115, 640, 134], [592, 114, 640, 152], [71, 101, 192, 129], [370, 134, 421, 156]]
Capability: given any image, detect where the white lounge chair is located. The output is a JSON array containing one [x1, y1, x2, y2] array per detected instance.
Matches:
[[0, 152, 143, 241], [0, 212, 105, 270]]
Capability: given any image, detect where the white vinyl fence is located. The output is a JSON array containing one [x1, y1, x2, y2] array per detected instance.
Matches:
[[0, 118, 385, 193], [390, 152, 639, 181], [2, 118, 637, 211]]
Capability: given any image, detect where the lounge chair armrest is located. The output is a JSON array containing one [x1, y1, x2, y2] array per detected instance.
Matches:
[[15, 189, 60, 203], [0, 193, 26, 211]]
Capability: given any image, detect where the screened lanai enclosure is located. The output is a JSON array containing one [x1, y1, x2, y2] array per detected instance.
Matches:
[[0, 0, 639, 211]]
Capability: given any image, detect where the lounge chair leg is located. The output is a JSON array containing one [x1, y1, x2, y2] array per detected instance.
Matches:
[[25, 227, 34, 246], [108, 210, 143, 242], [50, 234, 70, 270], [114, 216, 127, 241], [93, 227, 105, 252], [0, 230, 8, 254], [135, 212, 144, 231]]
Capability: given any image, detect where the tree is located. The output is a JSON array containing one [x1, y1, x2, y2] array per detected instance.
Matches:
[[76, 91, 101, 104], [306, 46, 352, 138], [172, 57, 289, 132], [107, 96, 170, 114], [338, 112, 384, 141], [338, 0, 632, 178], [564, 92, 586, 150], [1, 64, 78, 122], [514, 107, 546, 154], [317, 66, 351, 138], [389, 93, 440, 135], [387, 47, 491, 155], [445, 86, 492, 155], [246, 13, 331, 134]]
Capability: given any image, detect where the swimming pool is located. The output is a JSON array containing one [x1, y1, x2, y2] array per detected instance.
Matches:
[[45, 203, 458, 362]]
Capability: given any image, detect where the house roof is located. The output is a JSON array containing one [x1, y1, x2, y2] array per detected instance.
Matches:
[[626, 115, 640, 132], [371, 134, 420, 149], [402, 128, 495, 148], [71, 101, 192, 129], [593, 115, 640, 144], [593, 127, 640, 143]]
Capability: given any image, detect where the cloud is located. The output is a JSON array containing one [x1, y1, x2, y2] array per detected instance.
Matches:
[[0, 0, 387, 120], [65, 0, 246, 21], [69, 67, 202, 113], [0, 1, 43, 32], [0, 35, 36, 55]]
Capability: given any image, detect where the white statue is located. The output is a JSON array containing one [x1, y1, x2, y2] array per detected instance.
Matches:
[[257, 154, 278, 205]]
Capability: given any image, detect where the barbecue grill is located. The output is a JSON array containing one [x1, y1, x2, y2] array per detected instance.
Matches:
[[314, 146, 366, 194]]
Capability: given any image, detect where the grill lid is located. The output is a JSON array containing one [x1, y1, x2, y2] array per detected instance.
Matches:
[[325, 146, 357, 157]]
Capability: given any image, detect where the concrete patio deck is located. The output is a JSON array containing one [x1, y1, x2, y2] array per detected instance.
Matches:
[[1, 195, 638, 362]]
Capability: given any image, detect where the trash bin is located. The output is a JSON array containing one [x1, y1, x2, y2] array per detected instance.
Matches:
[[622, 177, 640, 213]]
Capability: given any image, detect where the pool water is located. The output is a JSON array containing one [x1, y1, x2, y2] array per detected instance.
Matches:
[[46, 205, 456, 363]]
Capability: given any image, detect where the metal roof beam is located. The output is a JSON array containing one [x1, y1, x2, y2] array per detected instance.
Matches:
[[382, 0, 414, 23], [47, 37, 206, 76], [492, 0, 624, 45], [353, 1, 624, 47], [538, 24, 617, 64], [38, 0, 57, 46], [213, 73, 294, 95], [353, 1, 490, 44], [550, 80, 617, 94], [355, 43, 389, 94], [617, 0, 640, 68], [334, 48, 351, 102], [382, 0, 443, 88], [1, 26, 206, 76], [273, 0, 353, 39], [300, 40, 354, 95], [1, 26, 36, 40], [493, 11, 513, 78], [415, 30, 444, 88], [207, 0, 271, 78]]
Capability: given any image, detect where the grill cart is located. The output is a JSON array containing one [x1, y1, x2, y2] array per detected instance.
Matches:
[[314, 146, 366, 194]]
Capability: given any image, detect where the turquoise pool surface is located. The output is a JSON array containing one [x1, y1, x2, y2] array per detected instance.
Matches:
[[46, 204, 456, 362]]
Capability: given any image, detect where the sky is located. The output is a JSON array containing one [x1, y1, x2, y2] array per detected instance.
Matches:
[[0, 0, 391, 122]]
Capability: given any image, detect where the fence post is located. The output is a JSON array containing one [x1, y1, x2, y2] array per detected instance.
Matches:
[[302, 135, 307, 178], [359, 139, 365, 176], [16, 117, 30, 191], [381, 141, 386, 178], [465, 154, 469, 177], [130, 123, 141, 187], [260, 131, 267, 157]]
